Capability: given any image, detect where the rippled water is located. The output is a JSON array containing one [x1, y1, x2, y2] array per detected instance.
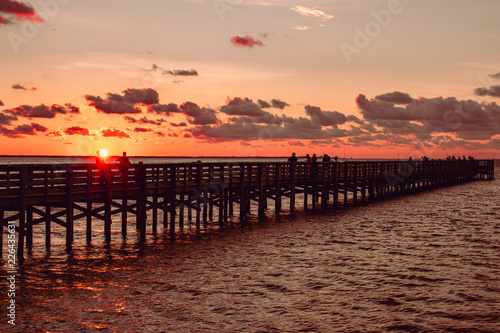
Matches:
[[1, 163, 499, 332]]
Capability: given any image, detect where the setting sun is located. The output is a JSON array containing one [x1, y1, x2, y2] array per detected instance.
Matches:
[[99, 148, 109, 157]]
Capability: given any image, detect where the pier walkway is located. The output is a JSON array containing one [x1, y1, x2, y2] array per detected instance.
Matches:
[[0, 159, 494, 260]]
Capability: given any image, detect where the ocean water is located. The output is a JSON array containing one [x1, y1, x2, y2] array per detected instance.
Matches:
[[1, 158, 499, 332]]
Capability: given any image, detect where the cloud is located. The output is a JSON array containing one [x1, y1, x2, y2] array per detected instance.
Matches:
[[170, 122, 187, 127], [474, 85, 500, 98], [221, 97, 290, 125], [305, 105, 348, 127], [489, 72, 500, 80], [12, 83, 37, 91], [0, 112, 17, 125], [221, 97, 269, 117], [148, 103, 182, 115], [374, 91, 415, 104], [101, 128, 131, 139], [356, 93, 500, 140], [5, 103, 80, 119], [0, 100, 3, 106], [133, 127, 153, 133], [0, 122, 47, 138], [291, 6, 335, 21], [0, 0, 44, 25], [258, 98, 289, 109], [186, 95, 365, 142], [64, 126, 91, 136], [124, 115, 165, 126], [230, 35, 264, 47], [147, 64, 199, 77], [86, 88, 159, 114], [179, 101, 219, 125], [164, 69, 198, 76], [189, 119, 351, 142]]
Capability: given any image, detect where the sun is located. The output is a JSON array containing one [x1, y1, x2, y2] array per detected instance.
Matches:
[[99, 148, 109, 157]]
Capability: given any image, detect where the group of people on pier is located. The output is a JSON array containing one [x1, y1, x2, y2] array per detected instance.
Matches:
[[288, 153, 339, 163], [445, 155, 475, 161]]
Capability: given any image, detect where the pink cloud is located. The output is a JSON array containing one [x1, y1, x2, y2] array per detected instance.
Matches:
[[0, 0, 44, 25], [102, 128, 131, 139], [230, 35, 264, 47]]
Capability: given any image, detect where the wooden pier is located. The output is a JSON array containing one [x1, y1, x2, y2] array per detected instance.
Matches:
[[0, 159, 494, 260]]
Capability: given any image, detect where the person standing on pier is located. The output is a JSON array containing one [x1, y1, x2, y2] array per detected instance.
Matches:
[[288, 152, 298, 163], [95, 151, 108, 186]]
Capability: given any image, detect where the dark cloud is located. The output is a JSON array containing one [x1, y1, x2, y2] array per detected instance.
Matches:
[[179, 101, 219, 125], [258, 99, 289, 109], [271, 99, 289, 109], [374, 91, 415, 104], [122, 88, 159, 105], [164, 69, 198, 76], [5, 103, 81, 119], [357, 93, 500, 140], [102, 128, 131, 139], [133, 127, 153, 133], [489, 72, 500, 80], [0, 112, 17, 125], [170, 122, 187, 127], [221, 97, 268, 117], [305, 105, 348, 127], [124, 116, 165, 126], [0, 0, 43, 25], [86, 88, 159, 114], [257, 100, 271, 108], [221, 97, 291, 125], [147, 64, 199, 77], [0, 122, 47, 138], [0, 100, 3, 106], [474, 85, 500, 98], [189, 117, 353, 142], [148, 103, 182, 115], [64, 126, 90, 136], [12, 83, 37, 91], [230, 35, 264, 47]]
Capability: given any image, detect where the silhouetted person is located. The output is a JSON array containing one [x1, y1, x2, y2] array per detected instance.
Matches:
[[333, 156, 339, 162], [95, 151, 108, 186], [306, 154, 312, 163], [288, 152, 298, 163], [311, 154, 319, 177], [95, 151, 104, 166], [116, 151, 131, 181], [322, 154, 331, 163], [117, 151, 130, 166]]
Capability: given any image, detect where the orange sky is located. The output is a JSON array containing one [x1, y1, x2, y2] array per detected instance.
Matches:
[[0, 0, 499, 159]]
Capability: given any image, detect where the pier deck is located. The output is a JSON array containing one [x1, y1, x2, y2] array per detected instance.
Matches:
[[0, 159, 494, 260]]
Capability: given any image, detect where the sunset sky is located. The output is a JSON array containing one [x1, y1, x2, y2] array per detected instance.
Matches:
[[0, 0, 499, 159]]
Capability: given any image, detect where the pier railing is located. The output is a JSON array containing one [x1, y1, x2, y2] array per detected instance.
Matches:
[[0, 159, 494, 260]]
